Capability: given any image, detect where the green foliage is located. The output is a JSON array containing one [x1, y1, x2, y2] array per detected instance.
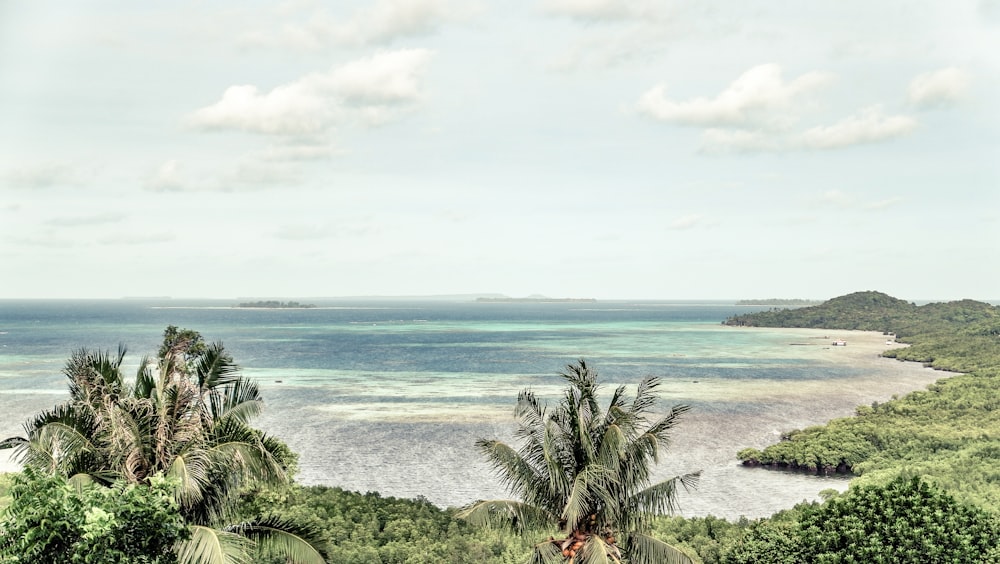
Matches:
[[157, 325, 207, 363], [0, 468, 188, 564], [718, 520, 801, 564], [724, 291, 919, 332], [0, 474, 12, 511], [238, 484, 537, 563], [460, 360, 698, 563], [0, 327, 329, 564], [647, 516, 746, 564], [727, 292, 1000, 511], [720, 477, 1000, 564]]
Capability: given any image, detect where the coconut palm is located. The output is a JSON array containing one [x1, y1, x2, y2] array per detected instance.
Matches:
[[1, 326, 329, 564], [459, 360, 699, 564]]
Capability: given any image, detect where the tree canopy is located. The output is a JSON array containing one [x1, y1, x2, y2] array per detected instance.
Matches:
[[0, 326, 329, 564], [460, 360, 699, 564]]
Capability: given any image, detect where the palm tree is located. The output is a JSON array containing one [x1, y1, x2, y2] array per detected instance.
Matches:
[[1, 326, 329, 564], [459, 360, 699, 564]]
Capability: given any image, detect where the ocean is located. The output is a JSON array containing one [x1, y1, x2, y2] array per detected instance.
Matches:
[[0, 299, 944, 519]]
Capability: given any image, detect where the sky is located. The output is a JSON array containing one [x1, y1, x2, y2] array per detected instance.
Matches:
[[1, 1, 998, 301]]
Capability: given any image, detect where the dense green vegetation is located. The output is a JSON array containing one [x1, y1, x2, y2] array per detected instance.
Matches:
[[721, 477, 999, 563], [0, 469, 188, 564], [236, 484, 538, 563], [0, 326, 328, 564], [459, 361, 699, 564], [728, 291, 1000, 511]]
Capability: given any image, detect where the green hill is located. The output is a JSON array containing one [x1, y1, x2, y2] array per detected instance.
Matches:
[[727, 291, 1000, 511]]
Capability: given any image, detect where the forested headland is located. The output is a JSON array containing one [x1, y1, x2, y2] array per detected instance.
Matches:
[[2, 292, 999, 563], [725, 291, 1000, 511]]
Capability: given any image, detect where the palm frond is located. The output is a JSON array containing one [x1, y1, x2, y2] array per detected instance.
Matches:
[[561, 465, 614, 532], [476, 438, 547, 505], [228, 514, 330, 564], [579, 535, 619, 564], [210, 377, 263, 424], [456, 499, 556, 531], [627, 404, 691, 467], [541, 419, 573, 505], [134, 355, 157, 399], [0, 436, 26, 450], [194, 343, 241, 391], [64, 346, 128, 401], [30, 421, 99, 475], [528, 539, 566, 564], [629, 377, 661, 417], [624, 532, 694, 564], [595, 423, 625, 474], [207, 440, 286, 485], [624, 472, 700, 526], [467, 360, 700, 564], [168, 451, 211, 510], [175, 525, 253, 564], [106, 400, 155, 481]]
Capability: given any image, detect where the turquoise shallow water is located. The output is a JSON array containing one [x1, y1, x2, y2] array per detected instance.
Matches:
[[0, 299, 944, 518]]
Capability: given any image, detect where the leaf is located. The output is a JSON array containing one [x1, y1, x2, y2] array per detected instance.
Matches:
[[625, 532, 694, 564], [456, 499, 556, 531], [175, 525, 253, 564], [227, 514, 330, 564]]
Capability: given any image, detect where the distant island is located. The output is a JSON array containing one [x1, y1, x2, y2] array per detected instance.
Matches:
[[475, 297, 597, 303], [235, 300, 316, 309], [736, 298, 823, 306]]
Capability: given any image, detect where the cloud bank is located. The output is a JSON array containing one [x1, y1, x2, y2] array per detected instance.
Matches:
[[637, 64, 921, 153], [908, 67, 971, 108], [187, 49, 434, 136]]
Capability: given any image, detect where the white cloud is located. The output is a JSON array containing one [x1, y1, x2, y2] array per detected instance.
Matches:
[[187, 83, 333, 136], [658, 65, 922, 154], [698, 110, 918, 153], [321, 49, 432, 106], [187, 49, 433, 136], [635, 64, 834, 128], [908, 67, 971, 108], [145, 160, 185, 192], [799, 106, 917, 150]]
